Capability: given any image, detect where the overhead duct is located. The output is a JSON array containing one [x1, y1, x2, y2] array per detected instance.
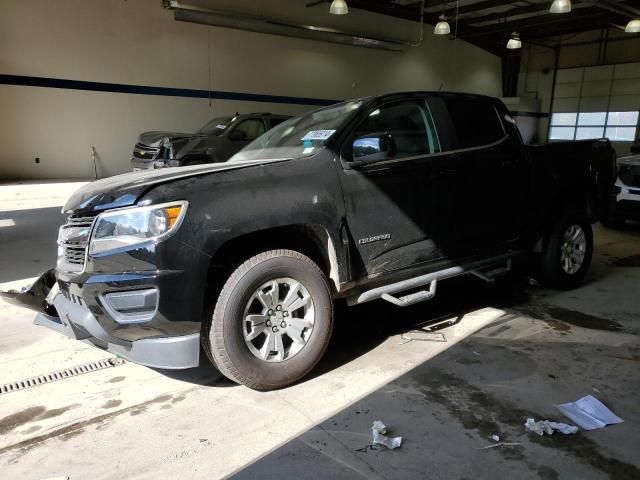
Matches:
[[163, 1, 408, 52]]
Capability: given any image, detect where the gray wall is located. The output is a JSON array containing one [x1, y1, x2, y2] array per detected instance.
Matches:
[[0, 0, 502, 179]]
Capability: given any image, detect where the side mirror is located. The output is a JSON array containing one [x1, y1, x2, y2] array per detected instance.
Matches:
[[229, 129, 248, 141], [351, 133, 396, 166]]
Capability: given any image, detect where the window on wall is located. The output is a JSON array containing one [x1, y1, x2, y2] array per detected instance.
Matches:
[[549, 111, 639, 142]]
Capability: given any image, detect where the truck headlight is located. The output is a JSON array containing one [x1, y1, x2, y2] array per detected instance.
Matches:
[[89, 201, 188, 255]]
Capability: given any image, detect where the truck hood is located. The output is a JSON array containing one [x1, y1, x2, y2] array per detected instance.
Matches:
[[139, 131, 201, 146], [64, 159, 287, 214]]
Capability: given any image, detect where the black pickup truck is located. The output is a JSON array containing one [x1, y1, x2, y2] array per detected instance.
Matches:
[[3, 92, 616, 390]]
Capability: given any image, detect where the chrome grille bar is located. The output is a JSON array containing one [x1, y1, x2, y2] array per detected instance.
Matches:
[[58, 212, 99, 272]]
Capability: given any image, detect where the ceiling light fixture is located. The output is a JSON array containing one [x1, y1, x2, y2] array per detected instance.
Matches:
[[507, 31, 522, 49], [550, 0, 571, 14], [434, 14, 451, 35], [330, 0, 348, 15], [625, 19, 640, 33]]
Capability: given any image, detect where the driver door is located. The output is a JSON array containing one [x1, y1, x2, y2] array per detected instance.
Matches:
[[338, 98, 457, 278]]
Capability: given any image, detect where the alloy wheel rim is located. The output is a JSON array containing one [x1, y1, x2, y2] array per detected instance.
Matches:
[[560, 224, 586, 275], [242, 277, 315, 362]]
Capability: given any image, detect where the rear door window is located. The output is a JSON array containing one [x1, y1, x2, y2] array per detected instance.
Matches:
[[444, 97, 505, 149]]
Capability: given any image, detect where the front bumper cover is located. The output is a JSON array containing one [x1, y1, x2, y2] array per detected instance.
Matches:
[[1, 269, 200, 369]]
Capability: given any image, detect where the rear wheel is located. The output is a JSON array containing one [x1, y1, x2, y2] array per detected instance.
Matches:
[[202, 250, 333, 390], [536, 211, 593, 289]]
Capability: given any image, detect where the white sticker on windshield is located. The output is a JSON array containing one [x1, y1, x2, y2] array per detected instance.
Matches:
[[216, 124, 227, 130], [302, 130, 336, 141]]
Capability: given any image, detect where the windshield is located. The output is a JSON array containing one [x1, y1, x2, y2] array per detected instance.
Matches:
[[230, 101, 364, 162], [197, 116, 233, 135]]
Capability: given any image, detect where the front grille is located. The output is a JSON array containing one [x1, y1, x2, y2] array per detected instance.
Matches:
[[132, 142, 160, 160], [64, 246, 86, 265], [58, 212, 99, 272]]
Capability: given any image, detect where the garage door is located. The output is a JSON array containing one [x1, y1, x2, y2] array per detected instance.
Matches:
[[549, 62, 640, 148]]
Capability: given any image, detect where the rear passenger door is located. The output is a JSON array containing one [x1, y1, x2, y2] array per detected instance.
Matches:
[[440, 96, 528, 253]]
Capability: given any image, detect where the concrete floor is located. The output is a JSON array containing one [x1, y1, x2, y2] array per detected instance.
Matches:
[[1, 181, 639, 480]]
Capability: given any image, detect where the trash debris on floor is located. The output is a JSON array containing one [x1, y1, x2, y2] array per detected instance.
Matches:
[[525, 418, 579, 436], [557, 395, 624, 430], [355, 444, 379, 453], [491, 434, 500, 442], [371, 420, 402, 449], [399, 331, 447, 345]]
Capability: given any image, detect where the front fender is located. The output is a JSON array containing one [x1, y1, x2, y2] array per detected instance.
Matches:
[[139, 152, 349, 286]]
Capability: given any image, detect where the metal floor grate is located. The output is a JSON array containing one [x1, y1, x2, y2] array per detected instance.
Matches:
[[0, 357, 126, 395]]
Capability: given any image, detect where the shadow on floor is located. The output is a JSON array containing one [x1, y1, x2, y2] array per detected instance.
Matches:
[[0, 207, 65, 283], [158, 275, 529, 388]]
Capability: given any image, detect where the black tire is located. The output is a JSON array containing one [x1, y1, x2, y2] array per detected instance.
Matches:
[[202, 249, 333, 390], [536, 211, 593, 290]]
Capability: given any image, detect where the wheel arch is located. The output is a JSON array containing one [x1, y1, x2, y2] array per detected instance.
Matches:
[[531, 189, 596, 253], [204, 224, 341, 303]]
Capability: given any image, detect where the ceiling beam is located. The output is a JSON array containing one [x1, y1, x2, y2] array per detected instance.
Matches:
[[595, 0, 638, 20], [464, 4, 553, 26], [522, 20, 621, 40], [457, 7, 623, 38], [342, 0, 424, 22], [605, 1, 640, 17], [441, 0, 515, 18]]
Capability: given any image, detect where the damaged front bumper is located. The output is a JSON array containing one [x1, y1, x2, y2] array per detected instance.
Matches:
[[0, 269, 200, 370]]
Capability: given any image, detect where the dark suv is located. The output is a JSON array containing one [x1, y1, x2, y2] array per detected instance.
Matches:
[[5, 92, 616, 391], [131, 112, 290, 170]]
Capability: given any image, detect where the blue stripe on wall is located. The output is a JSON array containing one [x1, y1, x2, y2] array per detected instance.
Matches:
[[0, 74, 339, 107]]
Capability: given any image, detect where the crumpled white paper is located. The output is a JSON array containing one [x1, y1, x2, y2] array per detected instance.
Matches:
[[371, 420, 402, 449], [525, 418, 578, 436], [557, 395, 624, 430]]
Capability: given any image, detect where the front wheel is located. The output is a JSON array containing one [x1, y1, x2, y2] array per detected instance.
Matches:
[[202, 250, 333, 390], [536, 212, 593, 290]]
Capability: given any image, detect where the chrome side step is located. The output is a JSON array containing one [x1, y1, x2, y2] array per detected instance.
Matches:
[[470, 259, 512, 284], [348, 253, 517, 307], [381, 280, 437, 307]]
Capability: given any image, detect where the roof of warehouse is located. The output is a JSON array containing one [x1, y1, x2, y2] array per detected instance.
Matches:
[[310, 0, 639, 54]]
